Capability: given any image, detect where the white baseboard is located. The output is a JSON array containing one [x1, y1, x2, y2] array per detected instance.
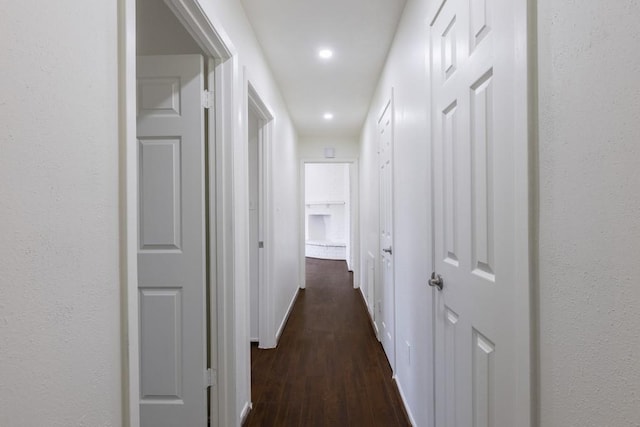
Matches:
[[359, 286, 379, 340], [359, 286, 371, 314], [393, 375, 417, 427], [275, 287, 299, 343], [240, 401, 252, 425]]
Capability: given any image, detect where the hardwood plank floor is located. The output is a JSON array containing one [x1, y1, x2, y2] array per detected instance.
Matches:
[[244, 257, 410, 427]]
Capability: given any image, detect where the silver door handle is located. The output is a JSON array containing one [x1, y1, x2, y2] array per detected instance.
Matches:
[[428, 272, 443, 291], [383, 246, 393, 255]]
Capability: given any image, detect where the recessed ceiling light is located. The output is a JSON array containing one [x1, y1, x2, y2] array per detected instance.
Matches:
[[318, 49, 333, 59], [323, 113, 334, 120]]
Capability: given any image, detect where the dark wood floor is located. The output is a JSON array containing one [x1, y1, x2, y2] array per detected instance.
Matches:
[[243, 257, 410, 427]]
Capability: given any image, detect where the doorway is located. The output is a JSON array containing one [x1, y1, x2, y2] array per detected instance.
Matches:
[[247, 82, 274, 349], [300, 159, 359, 288], [122, 0, 237, 426], [304, 163, 351, 263], [136, 1, 214, 426]]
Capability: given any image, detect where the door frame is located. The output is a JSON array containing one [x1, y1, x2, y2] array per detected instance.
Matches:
[[119, 1, 239, 426], [299, 159, 360, 289], [245, 80, 275, 350]]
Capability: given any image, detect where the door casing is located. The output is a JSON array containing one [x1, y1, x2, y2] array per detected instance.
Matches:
[[246, 80, 275, 350]]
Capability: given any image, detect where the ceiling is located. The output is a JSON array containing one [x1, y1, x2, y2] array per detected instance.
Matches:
[[240, 0, 407, 138]]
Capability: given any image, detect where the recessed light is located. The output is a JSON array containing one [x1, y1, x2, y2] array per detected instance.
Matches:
[[318, 49, 333, 59], [323, 113, 334, 120]]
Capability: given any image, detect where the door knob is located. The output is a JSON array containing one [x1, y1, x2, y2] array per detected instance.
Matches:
[[383, 246, 393, 255], [428, 272, 443, 290]]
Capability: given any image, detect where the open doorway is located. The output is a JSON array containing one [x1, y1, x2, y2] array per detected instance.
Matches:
[[123, 0, 236, 426], [246, 82, 274, 349], [304, 163, 351, 264], [135, 1, 215, 426], [300, 160, 359, 289]]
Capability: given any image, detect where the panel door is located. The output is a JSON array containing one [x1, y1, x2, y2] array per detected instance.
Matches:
[[378, 100, 395, 369], [248, 109, 260, 341], [430, 0, 529, 425], [137, 54, 207, 427]]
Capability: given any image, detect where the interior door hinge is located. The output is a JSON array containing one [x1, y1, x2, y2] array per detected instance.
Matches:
[[202, 90, 215, 110], [206, 368, 217, 388]]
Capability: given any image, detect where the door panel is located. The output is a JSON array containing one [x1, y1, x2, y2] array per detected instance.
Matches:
[[139, 289, 183, 399], [431, 0, 528, 425], [139, 139, 182, 250], [378, 101, 395, 369], [137, 54, 207, 427]]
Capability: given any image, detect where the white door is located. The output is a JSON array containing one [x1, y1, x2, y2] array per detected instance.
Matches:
[[378, 100, 395, 369], [137, 54, 207, 427], [430, 0, 530, 425], [248, 109, 260, 341]]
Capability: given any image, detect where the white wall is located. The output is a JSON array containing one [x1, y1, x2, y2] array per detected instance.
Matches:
[[299, 136, 359, 159], [359, 0, 434, 425], [197, 0, 301, 422], [0, 1, 122, 426], [537, 1, 640, 425], [305, 163, 349, 252], [306, 163, 349, 207]]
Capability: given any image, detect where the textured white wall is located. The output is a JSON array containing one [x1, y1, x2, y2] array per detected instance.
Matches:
[[359, 0, 434, 424], [0, 1, 122, 426], [537, 1, 640, 425]]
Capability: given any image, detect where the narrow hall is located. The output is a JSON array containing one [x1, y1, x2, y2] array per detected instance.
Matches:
[[245, 258, 409, 426]]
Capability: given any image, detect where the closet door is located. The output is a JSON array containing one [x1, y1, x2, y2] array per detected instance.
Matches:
[[137, 54, 207, 427], [378, 99, 395, 370], [430, 0, 532, 425]]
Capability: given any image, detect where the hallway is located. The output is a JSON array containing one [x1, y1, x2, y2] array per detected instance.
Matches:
[[244, 258, 409, 426]]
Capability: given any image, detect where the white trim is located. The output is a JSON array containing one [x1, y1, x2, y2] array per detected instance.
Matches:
[[393, 376, 416, 427], [215, 54, 239, 427], [118, 0, 139, 426], [359, 286, 371, 316], [514, 0, 536, 424], [246, 81, 276, 351], [275, 287, 300, 342], [163, 0, 232, 60], [120, 1, 238, 426], [248, 82, 274, 122], [358, 286, 378, 336], [298, 161, 306, 289], [240, 401, 252, 425]]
